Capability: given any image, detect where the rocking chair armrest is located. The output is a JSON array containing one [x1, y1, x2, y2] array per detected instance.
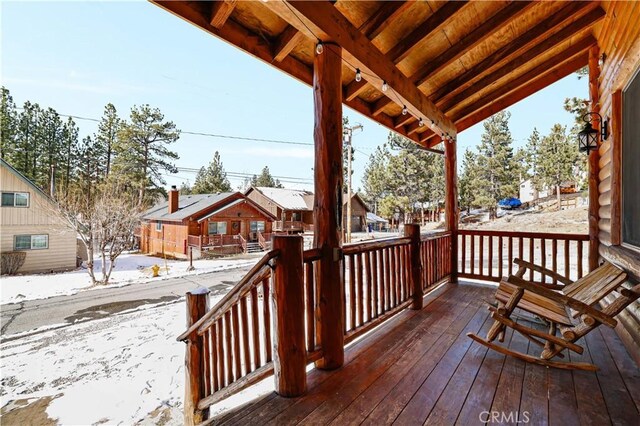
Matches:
[[513, 258, 573, 286], [507, 276, 617, 328]]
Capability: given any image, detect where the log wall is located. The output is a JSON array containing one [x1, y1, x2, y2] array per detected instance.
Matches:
[[593, 0, 640, 364]]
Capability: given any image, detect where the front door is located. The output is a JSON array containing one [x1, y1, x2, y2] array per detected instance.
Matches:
[[230, 220, 241, 236]]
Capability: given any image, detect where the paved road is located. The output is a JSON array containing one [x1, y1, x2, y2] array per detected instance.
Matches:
[[0, 265, 253, 340]]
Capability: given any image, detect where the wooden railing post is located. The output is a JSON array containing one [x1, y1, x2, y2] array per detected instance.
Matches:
[[444, 137, 459, 283], [405, 224, 423, 310], [312, 41, 345, 370], [271, 235, 306, 396], [184, 288, 210, 426]]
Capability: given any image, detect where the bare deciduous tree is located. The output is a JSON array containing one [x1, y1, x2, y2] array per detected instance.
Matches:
[[47, 181, 142, 285]]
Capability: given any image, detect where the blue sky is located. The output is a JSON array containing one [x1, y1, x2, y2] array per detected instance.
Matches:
[[1, 1, 587, 192]]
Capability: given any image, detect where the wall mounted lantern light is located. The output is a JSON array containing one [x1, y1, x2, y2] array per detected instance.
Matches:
[[577, 112, 608, 154]]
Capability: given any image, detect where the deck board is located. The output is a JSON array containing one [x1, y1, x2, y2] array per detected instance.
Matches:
[[213, 282, 640, 425]]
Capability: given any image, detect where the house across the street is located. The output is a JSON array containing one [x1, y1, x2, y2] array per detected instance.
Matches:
[[245, 186, 314, 233], [139, 186, 276, 258], [0, 158, 77, 274]]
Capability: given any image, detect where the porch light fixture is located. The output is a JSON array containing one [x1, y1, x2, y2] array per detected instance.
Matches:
[[418, 118, 424, 127], [402, 105, 408, 115], [577, 112, 608, 153], [355, 68, 362, 82], [315, 40, 324, 55], [381, 81, 388, 92]]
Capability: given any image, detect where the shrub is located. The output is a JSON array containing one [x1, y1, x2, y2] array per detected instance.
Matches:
[[1, 251, 26, 275]]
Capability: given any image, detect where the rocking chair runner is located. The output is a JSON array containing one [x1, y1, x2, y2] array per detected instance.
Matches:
[[468, 258, 640, 371]]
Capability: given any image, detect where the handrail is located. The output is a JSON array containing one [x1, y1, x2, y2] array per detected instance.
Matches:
[[421, 231, 452, 241], [458, 229, 589, 240], [176, 249, 280, 341], [342, 236, 411, 255], [303, 248, 322, 262]]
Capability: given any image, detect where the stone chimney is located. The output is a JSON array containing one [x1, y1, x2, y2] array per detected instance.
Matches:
[[168, 185, 179, 214]]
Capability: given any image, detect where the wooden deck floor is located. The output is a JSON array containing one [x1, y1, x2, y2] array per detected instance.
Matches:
[[214, 282, 640, 425]]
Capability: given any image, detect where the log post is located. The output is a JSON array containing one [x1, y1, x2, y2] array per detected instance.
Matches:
[[271, 235, 306, 396], [313, 42, 345, 370], [184, 288, 210, 426], [405, 224, 423, 310], [444, 137, 459, 282], [588, 45, 600, 272]]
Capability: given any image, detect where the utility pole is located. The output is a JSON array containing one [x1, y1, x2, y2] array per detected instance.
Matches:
[[343, 123, 362, 243]]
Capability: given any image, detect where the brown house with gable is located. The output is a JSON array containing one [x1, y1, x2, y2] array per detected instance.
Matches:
[[139, 186, 276, 258]]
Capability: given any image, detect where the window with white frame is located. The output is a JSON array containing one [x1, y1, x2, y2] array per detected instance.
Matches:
[[14, 234, 48, 250], [208, 221, 227, 235], [250, 221, 265, 232], [1, 192, 29, 207]]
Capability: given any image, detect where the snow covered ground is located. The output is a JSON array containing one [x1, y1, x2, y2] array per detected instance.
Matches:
[[0, 296, 275, 425], [1, 253, 261, 305]]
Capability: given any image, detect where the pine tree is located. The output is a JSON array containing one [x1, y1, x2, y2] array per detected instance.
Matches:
[[14, 101, 41, 181], [113, 104, 180, 206], [179, 181, 192, 195], [362, 144, 390, 213], [250, 166, 283, 188], [95, 103, 121, 178], [458, 149, 477, 214], [0, 87, 17, 160], [192, 151, 232, 194], [37, 107, 64, 191], [60, 117, 80, 194], [473, 111, 520, 219], [536, 124, 578, 209]]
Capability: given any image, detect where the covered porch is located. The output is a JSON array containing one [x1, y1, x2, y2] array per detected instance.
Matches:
[[150, 0, 640, 424], [214, 282, 640, 425]]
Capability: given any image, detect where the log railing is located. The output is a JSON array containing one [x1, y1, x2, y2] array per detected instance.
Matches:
[[237, 234, 247, 253], [179, 230, 455, 423], [178, 250, 279, 421], [258, 232, 272, 250], [421, 232, 453, 290], [458, 230, 590, 283], [302, 248, 322, 361], [342, 237, 412, 343]]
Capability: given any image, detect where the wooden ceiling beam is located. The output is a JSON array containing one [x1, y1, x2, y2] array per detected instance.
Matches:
[[386, 1, 469, 65], [273, 25, 305, 62], [343, 79, 369, 101], [288, 0, 456, 136], [210, 0, 237, 29], [430, 1, 599, 103], [451, 38, 595, 123], [445, 34, 598, 116], [411, 1, 536, 87], [359, 1, 413, 40], [455, 52, 589, 133], [394, 114, 415, 129]]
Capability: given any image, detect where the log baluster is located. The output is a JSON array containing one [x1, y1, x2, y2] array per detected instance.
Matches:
[[184, 289, 210, 426]]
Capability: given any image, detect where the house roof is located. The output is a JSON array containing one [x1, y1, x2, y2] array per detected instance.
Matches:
[[197, 198, 277, 223], [250, 187, 314, 211], [345, 193, 371, 213], [366, 212, 388, 224], [0, 158, 52, 203], [143, 192, 236, 221]]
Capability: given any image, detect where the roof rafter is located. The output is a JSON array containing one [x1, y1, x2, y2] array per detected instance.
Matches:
[[359, 1, 413, 40], [454, 52, 589, 134], [451, 36, 596, 123], [441, 12, 605, 112], [210, 0, 237, 29], [273, 25, 305, 62], [385, 1, 469, 65], [287, 0, 456, 136], [430, 1, 600, 103], [411, 1, 536, 87]]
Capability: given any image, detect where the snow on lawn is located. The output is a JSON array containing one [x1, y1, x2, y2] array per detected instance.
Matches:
[[1, 253, 261, 305], [0, 295, 276, 424]]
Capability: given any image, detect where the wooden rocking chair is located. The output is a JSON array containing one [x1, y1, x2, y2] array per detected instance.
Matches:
[[468, 258, 640, 371]]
